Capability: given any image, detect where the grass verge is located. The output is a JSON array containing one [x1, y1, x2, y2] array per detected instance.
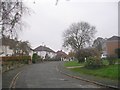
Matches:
[[70, 65, 119, 80], [64, 61, 119, 80], [64, 61, 84, 67]]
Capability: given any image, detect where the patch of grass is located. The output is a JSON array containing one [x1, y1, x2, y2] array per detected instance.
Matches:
[[102, 59, 120, 65], [64, 61, 84, 67], [64, 59, 120, 80], [70, 64, 119, 80], [116, 59, 120, 64]]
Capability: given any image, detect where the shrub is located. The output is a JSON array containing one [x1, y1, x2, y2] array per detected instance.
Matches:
[[85, 57, 103, 69], [32, 53, 38, 63], [107, 56, 116, 65], [32, 53, 43, 63], [75, 48, 100, 63], [115, 48, 120, 58]]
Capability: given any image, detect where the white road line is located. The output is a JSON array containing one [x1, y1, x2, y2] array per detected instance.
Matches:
[[9, 71, 21, 88]]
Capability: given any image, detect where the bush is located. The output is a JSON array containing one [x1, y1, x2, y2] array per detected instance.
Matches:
[[85, 57, 103, 69], [107, 56, 116, 65], [32, 53, 38, 63], [32, 53, 43, 63], [115, 48, 120, 58], [75, 48, 100, 63]]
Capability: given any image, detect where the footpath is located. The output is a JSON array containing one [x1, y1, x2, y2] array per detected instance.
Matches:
[[57, 61, 119, 89]]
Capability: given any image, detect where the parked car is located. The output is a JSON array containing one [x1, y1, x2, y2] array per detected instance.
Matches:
[[101, 54, 107, 59]]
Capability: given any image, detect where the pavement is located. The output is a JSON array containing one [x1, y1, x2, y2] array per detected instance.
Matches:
[[57, 61, 119, 89]]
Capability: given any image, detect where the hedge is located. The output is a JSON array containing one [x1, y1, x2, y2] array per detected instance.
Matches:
[[1, 56, 31, 61], [1, 56, 31, 72]]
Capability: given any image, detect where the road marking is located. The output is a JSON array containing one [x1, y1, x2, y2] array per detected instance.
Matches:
[[12, 76, 19, 88], [9, 71, 21, 88]]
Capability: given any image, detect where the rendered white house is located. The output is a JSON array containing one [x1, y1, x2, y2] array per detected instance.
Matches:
[[34, 45, 56, 59], [0, 45, 14, 56]]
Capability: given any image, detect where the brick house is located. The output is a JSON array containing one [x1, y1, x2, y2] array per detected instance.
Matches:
[[106, 36, 120, 57], [56, 50, 68, 61]]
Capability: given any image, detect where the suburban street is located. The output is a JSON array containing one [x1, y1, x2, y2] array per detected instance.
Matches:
[[1, 1, 119, 89], [14, 61, 102, 88]]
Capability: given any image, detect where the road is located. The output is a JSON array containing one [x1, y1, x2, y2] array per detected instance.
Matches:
[[14, 61, 103, 88], [0, 73, 2, 89]]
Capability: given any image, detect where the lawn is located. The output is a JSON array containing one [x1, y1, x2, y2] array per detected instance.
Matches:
[[64, 61, 84, 67], [64, 61, 119, 80]]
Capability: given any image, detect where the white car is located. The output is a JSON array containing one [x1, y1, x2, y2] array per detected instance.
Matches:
[[101, 54, 107, 59]]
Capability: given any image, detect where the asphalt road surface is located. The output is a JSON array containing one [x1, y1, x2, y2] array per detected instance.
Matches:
[[15, 61, 103, 88], [0, 73, 2, 89]]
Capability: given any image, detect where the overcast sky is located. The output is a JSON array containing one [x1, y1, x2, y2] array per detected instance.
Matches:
[[19, 0, 118, 53]]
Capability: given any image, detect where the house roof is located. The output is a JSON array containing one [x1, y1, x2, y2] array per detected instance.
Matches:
[[34, 45, 55, 53], [56, 50, 68, 58], [107, 36, 120, 41]]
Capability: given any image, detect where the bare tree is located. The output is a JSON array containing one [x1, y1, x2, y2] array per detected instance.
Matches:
[[0, 0, 28, 38], [63, 22, 97, 51]]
